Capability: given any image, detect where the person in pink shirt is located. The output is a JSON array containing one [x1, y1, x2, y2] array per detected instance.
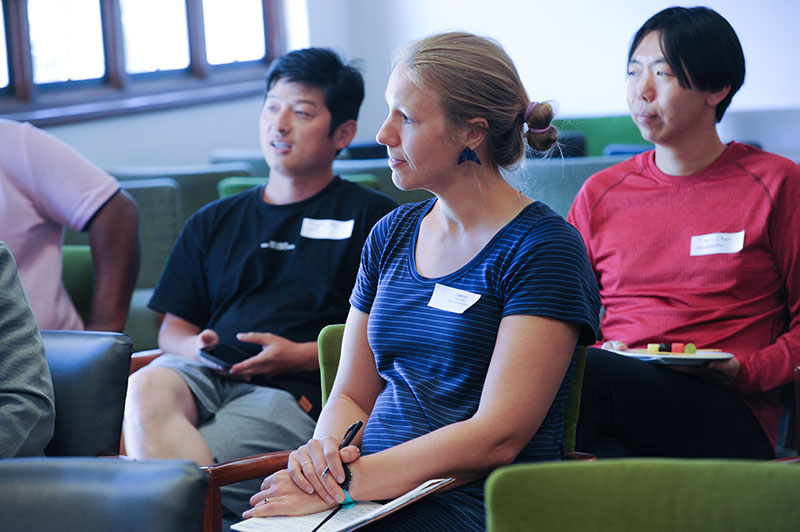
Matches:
[[0, 119, 139, 332], [568, 6, 800, 458]]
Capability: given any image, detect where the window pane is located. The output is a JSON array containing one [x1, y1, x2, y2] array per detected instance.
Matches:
[[203, 0, 266, 65], [120, 0, 190, 74], [28, 0, 105, 84], [0, 1, 8, 89]]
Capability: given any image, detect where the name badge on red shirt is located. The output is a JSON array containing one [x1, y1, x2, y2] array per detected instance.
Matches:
[[690, 230, 744, 256]]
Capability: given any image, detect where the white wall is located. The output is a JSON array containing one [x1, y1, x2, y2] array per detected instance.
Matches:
[[43, 0, 800, 168], [306, 0, 800, 157]]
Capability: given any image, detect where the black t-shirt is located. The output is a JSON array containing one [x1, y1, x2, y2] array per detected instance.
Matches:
[[149, 176, 397, 412]]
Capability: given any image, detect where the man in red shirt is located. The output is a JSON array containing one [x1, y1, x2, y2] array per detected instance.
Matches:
[[568, 6, 800, 458]]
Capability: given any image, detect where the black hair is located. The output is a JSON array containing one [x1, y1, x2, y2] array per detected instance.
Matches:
[[628, 6, 745, 122], [265, 47, 364, 135]]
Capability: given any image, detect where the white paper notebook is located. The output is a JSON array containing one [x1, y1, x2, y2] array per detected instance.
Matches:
[[231, 478, 454, 532]]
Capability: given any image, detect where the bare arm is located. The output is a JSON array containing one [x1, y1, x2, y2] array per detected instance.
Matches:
[[158, 312, 212, 362], [343, 314, 580, 499], [85, 190, 140, 332]]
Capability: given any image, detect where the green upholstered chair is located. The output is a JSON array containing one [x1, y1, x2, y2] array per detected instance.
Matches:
[[217, 176, 267, 198], [564, 345, 589, 458], [485, 458, 800, 532], [109, 162, 251, 225], [209, 148, 270, 177], [317, 323, 345, 406], [61, 244, 94, 325], [63, 178, 181, 350]]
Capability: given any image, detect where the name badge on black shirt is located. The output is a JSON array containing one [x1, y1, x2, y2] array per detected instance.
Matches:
[[300, 218, 354, 240]]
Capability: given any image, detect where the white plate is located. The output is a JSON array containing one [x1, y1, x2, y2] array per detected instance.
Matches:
[[609, 348, 734, 366]]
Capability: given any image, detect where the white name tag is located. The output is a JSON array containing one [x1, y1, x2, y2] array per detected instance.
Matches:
[[427, 283, 481, 314], [690, 230, 745, 256], [300, 218, 354, 240]]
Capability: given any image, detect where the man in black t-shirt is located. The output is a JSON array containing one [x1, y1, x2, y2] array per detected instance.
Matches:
[[123, 48, 396, 520]]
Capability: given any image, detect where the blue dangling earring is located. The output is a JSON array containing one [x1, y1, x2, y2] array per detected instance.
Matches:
[[457, 146, 481, 165]]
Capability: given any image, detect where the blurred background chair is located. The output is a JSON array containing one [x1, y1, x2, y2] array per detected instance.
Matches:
[[210, 148, 270, 177], [108, 162, 252, 225], [601, 143, 653, 157], [0, 457, 207, 532], [42, 330, 132, 456], [61, 244, 93, 326], [485, 458, 800, 532], [63, 177, 183, 350]]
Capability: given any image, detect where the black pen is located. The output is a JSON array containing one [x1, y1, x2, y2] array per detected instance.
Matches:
[[321, 420, 363, 479]]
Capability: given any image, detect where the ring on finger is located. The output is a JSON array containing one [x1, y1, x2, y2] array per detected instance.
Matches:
[[262, 497, 269, 504]]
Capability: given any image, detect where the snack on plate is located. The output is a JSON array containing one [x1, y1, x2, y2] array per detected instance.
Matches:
[[646, 342, 699, 355]]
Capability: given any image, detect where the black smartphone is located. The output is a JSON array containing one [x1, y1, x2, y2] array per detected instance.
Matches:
[[199, 343, 251, 370]]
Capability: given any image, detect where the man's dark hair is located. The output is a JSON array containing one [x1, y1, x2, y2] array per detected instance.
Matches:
[[265, 47, 364, 135], [628, 6, 745, 122]]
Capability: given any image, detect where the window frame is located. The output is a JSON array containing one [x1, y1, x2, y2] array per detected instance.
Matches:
[[0, 0, 284, 126]]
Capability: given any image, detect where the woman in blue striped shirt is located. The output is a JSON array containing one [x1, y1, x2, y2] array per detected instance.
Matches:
[[244, 32, 600, 531]]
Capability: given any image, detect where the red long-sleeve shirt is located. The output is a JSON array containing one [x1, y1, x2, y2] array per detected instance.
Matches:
[[568, 142, 800, 449]]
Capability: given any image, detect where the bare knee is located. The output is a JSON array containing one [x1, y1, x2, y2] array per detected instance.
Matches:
[[125, 365, 199, 427]]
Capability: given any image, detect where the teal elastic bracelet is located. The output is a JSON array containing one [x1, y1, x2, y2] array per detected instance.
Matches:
[[340, 488, 355, 509]]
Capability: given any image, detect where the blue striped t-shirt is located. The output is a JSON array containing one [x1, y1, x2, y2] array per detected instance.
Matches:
[[350, 198, 600, 467]]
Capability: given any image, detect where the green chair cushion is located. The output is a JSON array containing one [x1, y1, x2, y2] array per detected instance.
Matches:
[[486, 458, 800, 532], [61, 244, 93, 325]]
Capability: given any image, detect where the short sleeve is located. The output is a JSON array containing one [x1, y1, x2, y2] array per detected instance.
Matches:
[[501, 216, 601, 346], [349, 213, 391, 314], [21, 122, 119, 231]]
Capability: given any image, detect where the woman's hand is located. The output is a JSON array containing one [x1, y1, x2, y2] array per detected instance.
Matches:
[[286, 437, 361, 505], [243, 469, 334, 519]]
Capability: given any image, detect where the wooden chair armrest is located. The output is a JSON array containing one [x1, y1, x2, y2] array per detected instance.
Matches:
[[130, 349, 162, 374], [200, 450, 291, 532]]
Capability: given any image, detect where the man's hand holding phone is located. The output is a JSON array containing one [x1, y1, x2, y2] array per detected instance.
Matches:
[[195, 329, 252, 380], [229, 332, 318, 377]]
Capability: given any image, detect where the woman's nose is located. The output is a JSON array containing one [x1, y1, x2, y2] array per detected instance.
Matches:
[[376, 117, 396, 146]]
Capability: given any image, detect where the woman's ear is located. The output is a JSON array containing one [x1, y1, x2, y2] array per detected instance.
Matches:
[[464, 117, 489, 149]]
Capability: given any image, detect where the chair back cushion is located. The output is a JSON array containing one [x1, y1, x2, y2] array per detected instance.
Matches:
[[110, 162, 252, 224], [42, 330, 133, 456], [563, 345, 587, 453], [317, 324, 344, 406], [0, 457, 207, 532], [486, 458, 800, 532], [217, 176, 268, 198], [61, 245, 94, 324]]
